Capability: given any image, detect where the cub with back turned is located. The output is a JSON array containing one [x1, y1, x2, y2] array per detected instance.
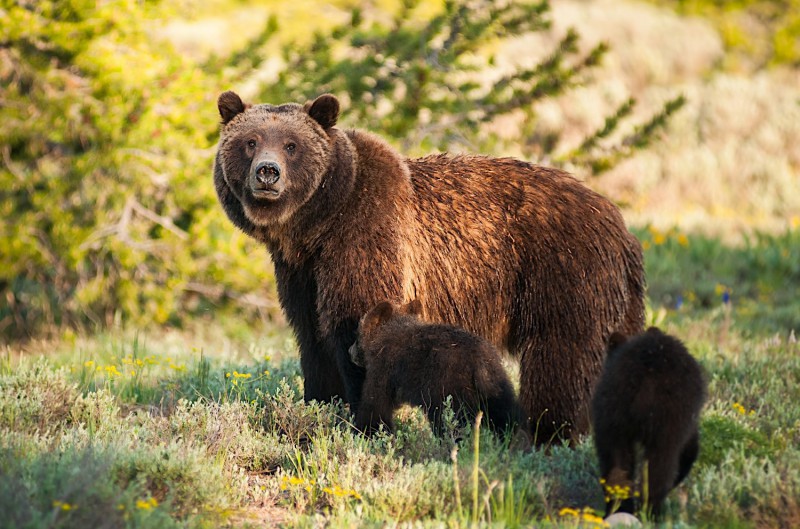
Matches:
[[591, 327, 707, 518]]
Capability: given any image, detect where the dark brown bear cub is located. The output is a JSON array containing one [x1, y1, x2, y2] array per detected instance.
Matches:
[[591, 327, 707, 518], [349, 300, 522, 437], [214, 91, 646, 444]]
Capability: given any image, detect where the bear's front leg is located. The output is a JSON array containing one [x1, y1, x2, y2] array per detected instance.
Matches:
[[272, 256, 347, 403], [354, 377, 395, 436], [327, 322, 367, 411], [300, 341, 347, 403]]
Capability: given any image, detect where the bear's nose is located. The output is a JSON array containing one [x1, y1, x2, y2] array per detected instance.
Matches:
[[254, 160, 281, 185]]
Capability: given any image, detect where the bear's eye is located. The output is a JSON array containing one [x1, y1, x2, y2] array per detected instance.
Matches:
[[285, 142, 296, 153], [247, 139, 256, 149]]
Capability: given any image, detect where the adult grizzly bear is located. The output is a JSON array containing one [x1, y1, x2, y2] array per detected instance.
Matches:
[[349, 299, 523, 437], [591, 327, 707, 517], [213, 91, 645, 443]]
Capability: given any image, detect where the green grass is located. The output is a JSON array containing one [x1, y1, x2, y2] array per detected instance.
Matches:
[[2, 227, 799, 528]]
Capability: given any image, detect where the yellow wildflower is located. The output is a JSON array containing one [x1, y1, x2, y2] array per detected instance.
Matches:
[[322, 485, 361, 499], [136, 497, 158, 510], [677, 233, 689, 247], [53, 500, 76, 511], [84, 360, 95, 368], [581, 510, 609, 527]]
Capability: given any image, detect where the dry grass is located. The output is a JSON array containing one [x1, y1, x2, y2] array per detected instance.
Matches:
[[495, 0, 800, 238]]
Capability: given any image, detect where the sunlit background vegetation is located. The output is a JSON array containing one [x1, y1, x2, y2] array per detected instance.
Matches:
[[1, 0, 799, 527]]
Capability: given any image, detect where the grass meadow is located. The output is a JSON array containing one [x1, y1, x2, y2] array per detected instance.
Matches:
[[3, 226, 799, 528]]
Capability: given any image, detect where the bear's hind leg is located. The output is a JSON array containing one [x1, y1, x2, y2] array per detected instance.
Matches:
[[518, 333, 602, 445], [597, 440, 637, 516], [643, 442, 682, 519], [674, 430, 700, 487], [483, 385, 522, 438]]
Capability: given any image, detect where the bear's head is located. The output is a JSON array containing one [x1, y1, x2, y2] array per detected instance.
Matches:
[[606, 326, 664, 360], [215, 91, 343, 226], [349, 299, 423, 367]]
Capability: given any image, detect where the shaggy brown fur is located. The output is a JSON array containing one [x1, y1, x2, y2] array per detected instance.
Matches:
[[349, 300, 523, 437], [213, 91, 645, 443], [591, 327, 707, 518]]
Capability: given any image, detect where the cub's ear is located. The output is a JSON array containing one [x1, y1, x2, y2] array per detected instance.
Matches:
[[401, 299, 423, 317], [218, 91, 247, 125], [360, 301, 394, 336], [607, 332, 628, 352], [305, 93, 339, 129], [645, 326, 664, 335]]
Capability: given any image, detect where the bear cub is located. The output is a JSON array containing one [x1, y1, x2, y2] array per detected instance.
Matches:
[[591, 327, 707, 518], [349, 299, 523, 438]]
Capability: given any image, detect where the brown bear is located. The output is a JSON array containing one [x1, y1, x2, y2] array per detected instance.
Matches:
[[213, 91, 645, 443], [349, 299, 523, 437], [591, 327, 707, 518]]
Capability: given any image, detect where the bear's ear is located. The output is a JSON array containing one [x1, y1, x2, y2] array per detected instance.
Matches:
[[401, 299, 423, 317], [645, 326, 663, 335], [306, 94, 339, 129], [218, 91, 247, 125], [361, 301, 394, 336], [607, 332, 628, 351]]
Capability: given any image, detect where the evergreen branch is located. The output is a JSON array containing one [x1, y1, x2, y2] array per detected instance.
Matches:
[[574, 97, 636, 156], [622, 94, 686, 149], [577, 94, 687, 175]]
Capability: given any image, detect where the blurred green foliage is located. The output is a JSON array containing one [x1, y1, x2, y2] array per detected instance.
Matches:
[[1, 0, 683, 339], [654, 0, 800, 68], [0, 0, 275, 337], [636, 225, 800, 333]]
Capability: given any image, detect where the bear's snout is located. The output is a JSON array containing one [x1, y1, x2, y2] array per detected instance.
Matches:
[[255, 160, 281, 184], [250, 160, 284, 198]]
